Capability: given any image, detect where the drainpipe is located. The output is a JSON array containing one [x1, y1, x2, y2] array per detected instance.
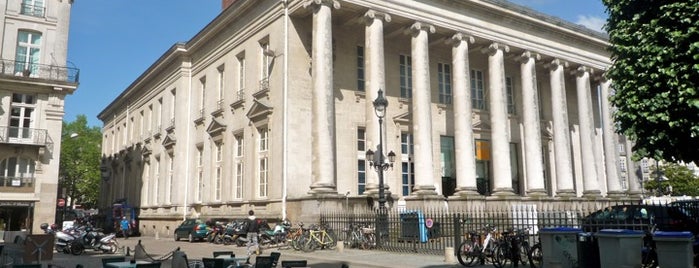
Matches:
[[182, 49, 192, 221], [282, 0, 289, 220]]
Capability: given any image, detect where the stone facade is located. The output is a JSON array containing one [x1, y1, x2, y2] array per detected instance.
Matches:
[[0, 0, 77, 234], [97, 0, 639, 237]]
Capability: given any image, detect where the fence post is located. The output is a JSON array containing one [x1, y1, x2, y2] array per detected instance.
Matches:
[[453, 213, 461, 257]]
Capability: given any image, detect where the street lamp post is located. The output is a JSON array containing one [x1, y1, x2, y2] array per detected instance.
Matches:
[[61, 132, 79, 226], [365, 89, 396, 209], [366, 89, 396, 246], [655, 161, 666, 196]]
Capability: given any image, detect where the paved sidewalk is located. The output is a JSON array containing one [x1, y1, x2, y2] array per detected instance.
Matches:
[[37, 235, 478, 268]]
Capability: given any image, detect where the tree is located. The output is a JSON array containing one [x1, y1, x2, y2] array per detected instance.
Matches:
[[60, 115, 102, 208], [644, 163, 699, 196], [603, 0, 699, 164]]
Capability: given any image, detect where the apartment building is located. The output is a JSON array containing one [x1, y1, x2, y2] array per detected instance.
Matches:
[[0, 0, 78, 234], [98, 0, 637, 235]]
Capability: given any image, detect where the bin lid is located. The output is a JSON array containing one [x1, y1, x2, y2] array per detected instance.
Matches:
[[653, 231, 693, 238], [597, 229, 644, 235], [540, 227, 582, 232]]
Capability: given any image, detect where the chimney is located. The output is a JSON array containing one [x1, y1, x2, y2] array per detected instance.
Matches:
[[222, 0, 237, 10]]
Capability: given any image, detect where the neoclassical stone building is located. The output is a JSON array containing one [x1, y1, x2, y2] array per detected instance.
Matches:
[[98, 0, 640, 236], [0, 0, 77, 234]]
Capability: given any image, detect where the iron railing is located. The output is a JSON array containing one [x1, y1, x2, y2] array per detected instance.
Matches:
[[0, 59, 79, 83], [0, 126, 51, 147], [0, 176, 35, 190], [319, 200, 678, 256]]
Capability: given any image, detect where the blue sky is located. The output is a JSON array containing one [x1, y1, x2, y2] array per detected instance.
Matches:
[[65, 0, 607, 127]]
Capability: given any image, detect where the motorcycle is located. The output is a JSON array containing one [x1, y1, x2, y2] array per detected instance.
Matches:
[[66, 225, 119, 255], [259, 220, 290, 246], [40, 223, 75, 254], [206, 221, 225, 244], [222, 220, 248, 246]]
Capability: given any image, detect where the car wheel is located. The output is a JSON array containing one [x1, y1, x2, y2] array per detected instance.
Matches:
[[188, 233, 194, 243], [175, 233, 180, 241]]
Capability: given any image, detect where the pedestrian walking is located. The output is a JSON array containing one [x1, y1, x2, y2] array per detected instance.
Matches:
[[120, 217, 130, 239], [245, 210, 260, 257]]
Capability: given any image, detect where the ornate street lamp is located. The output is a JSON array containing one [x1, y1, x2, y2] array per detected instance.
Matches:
[[365, 89, 396, 209]]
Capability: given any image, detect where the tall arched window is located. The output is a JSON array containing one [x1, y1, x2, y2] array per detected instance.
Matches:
[[0, 157, 36, 187]]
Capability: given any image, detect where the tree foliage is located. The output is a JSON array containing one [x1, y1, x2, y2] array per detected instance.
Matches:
[[644, 163, 699, 196], [603, 0, 699, 163], [60, 115, 102, 208]]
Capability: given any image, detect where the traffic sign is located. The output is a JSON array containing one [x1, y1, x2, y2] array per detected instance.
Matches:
[[57, 199, 65, 207], [425, 218, 433, 228]]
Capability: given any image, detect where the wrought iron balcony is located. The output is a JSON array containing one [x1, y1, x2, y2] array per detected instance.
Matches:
[[0, 126, 51, 147], [0, 59, 79, 84], [0, 176, 35, 193]]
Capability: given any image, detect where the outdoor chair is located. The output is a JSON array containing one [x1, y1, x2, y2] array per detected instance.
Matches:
[[202, 257, 225, 268], [213, 251, 234, 258], [280, 260, 307, 268], [269, 252, 281, 267], [101, 256, 126, 268], [135, 262, 162, 268], [254, 256, 274, 268]]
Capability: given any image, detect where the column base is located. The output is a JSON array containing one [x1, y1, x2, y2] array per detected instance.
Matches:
[[409, 184, 439, 196], [308, 182, 337, 196], [582, 190, 602, 199], [491, 187, 516, 196], [606, 191, 627, 199], [626, 190, 644, 200], [526, 188, 548, 197], [450, 187, 482, 199]]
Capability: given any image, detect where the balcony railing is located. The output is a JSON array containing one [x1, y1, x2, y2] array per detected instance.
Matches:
[[0, 59, 79, 83], [20, 3, 45, 17], [0, 126, 51, 147], [0, 176, 35, 193]]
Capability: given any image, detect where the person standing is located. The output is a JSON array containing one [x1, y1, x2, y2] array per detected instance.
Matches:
[[120, 217, 130, 239], [246, 210, 260, 257]]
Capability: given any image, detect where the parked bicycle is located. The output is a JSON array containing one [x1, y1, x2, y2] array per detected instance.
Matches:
[[343, 222, 376, 250], [301, 223, 337, 252], [457, 224, 499, 267], [492, 227, 533, 268], [527, 235, 542, 268], [641, 224, 658, 268]]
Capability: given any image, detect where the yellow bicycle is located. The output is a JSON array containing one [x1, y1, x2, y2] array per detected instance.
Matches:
[[301, 223, 337, 252]]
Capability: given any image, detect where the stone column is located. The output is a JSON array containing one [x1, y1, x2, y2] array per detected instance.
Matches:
[[482, 43, 514, 196], [450, 33, 479, 197], [306, 0, 340, 195], [406, 22, 439, 197], [573, 66, 601, 197], [599, 78, 624, 197], [518, 51, 546, 196], [363, 10, 391, 196], [546, 59, 576, 196]]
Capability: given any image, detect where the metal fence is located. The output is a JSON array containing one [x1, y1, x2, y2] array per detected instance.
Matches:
[[319, 199, 690, 255]]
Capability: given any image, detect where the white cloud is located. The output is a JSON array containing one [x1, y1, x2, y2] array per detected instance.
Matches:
[[576, 15, 606, 32]]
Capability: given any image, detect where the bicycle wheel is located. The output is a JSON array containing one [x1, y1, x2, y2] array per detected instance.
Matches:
[[518, 243, 531, 266], [528, 243, 542, 268], [324, 231, 337, 250], [492, 244, 510, 268], [364, 232, 376, 249], [456, 240, 481, 267], [302, 235, 319, 252]]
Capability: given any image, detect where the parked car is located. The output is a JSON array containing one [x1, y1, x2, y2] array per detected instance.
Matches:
[[580, 204, 699, 235], [174, 219, 209, 242]]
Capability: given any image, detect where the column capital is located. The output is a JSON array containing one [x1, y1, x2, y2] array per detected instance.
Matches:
[[571, 65, 594, 77], [480, 42, 510, 56], [544, 58, 569, 70], [405, 21, 435, 36], [363, 10, 391, 24], [517, 50, 541, 63], [595, 74, 612, 83], [448, 32, 475, 46], [303, 0, 340, 10]]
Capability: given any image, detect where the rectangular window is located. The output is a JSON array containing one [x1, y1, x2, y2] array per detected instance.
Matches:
[[471, 70, 486, 110], [147, 104, 153, 133], [196, 148, 203, 202], [357, 128, 366, 152], [215, 142, 223, 201], [21, 0, 45, 17], [170, 88, 176, 124], [440, 136, 455, 178], [157, 98, 163, 129], [143, 161, 150, 206], [129, 117, 134, 142], [153, 157, 160, 204], [399, 55, 412, 98], [438, 63, 452, 104], [168, 154, 174, 204], [15, 31, 41, 76], [401, 133, 414, 155], [217, 65, 225, 102], [259, 157, 268, 197], [357, 46, 365, 91], [506, 77, 515, 114], [619, 158, 627, 173], [237, 55, 246, 100], [258, 127, 268, 152], [401, 132, 415, 196], [9, 93, 36, 139], [235, 134, 244, 199], [358, 160, 366, 195], [139, 111, 144, 137], [199, 77, 206, 113]]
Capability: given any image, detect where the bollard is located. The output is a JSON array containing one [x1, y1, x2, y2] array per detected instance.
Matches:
[[155, 230, 159, 240], [336, 241, 344, 253], [444, 246, 456, 263], [125, 246, 130, 256]]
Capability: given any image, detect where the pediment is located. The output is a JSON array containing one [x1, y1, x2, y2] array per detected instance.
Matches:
[[472, 115, 491, 130], [162, 133, 176, 148], [246, 99, 273, 122], [393, 112, 412, 124], [206, 118, 227, 137]]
